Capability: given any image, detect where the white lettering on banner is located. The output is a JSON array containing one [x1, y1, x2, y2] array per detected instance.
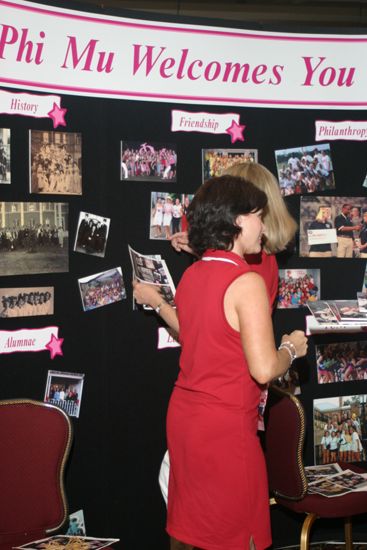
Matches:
[[0, 0, 366, 109], [315, 120, 367, 141]]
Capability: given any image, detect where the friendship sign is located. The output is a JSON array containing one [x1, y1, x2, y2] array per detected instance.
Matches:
[[0, 0, 366, 109], [171, 110, 245, 142], [0, 326, 64, 359]]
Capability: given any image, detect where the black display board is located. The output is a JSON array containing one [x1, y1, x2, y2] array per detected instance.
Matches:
[[0, 3, 367, 549]]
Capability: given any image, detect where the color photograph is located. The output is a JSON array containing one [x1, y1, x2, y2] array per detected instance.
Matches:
[[299, 196, 367, 258], [0, 202, 69, 276], [78, 267, 126, 312], [313, 394, 367, 465], [275, 142, 334, 196], [0, 286, 54, 318], [277, 268, 320, 309], [0, 128, 11, 184], [202, 148, 257, 180], [74, 211, 110, 258], [316, 341, 367, 384], [150, 192, 193, 240], [120, 140, 177, 181], [44, 370, 85, 418], [29, 130, 82, 195]]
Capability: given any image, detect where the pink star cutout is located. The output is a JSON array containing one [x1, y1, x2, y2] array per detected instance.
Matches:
[[47, 102, 67, 128], [226, 119, 245, 144], [45, 334, 64, 360]]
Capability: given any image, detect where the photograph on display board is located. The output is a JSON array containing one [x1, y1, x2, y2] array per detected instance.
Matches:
[[74, 211, 110, 258], [274, 142, 334, 196], [316, 341, 367, 384], [120, 140, 177, 181], [0, 128, 10, 184], [0, 202, 68, 276], [277, 268, 320, 309], [299, 196, 367, 258], [202, 148, 257, 180], [29, 130, 82, 195], [150, 192, 194, 240], [44, 370, 85, 418], [78, 267, 126, 312], [313, 394, 366, 465], [0, 286, 54, 318]]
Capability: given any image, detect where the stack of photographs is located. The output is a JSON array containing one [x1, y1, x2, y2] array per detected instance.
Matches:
[[306, 299, 367, 334], [129, 245, 176, 308]]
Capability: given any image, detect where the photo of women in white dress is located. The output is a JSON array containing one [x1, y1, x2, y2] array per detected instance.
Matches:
[[29, 130, 82, 195], [150, 192, 194, 240]]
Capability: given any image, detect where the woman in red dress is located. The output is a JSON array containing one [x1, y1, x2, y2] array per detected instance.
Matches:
[[134, 173, 307, 550]]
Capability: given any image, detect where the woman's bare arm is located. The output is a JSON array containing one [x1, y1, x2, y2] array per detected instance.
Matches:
[[224, 272, 308, 384], [132, 280, 179, 334]]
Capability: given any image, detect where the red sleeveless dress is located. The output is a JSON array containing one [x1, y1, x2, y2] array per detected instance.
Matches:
[[166, 249, 272, 550]]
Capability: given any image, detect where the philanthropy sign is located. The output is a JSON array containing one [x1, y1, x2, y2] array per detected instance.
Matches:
[[0, 0, 366, 109]]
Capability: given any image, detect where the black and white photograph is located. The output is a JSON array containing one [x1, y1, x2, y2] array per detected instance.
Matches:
[[29, 130, 82, 195], [0, 128, 10, 184], [277, 268, 320, 309], [313, 394, 367, 465], [275, 142, 335, 196], [150, 192, 193, 240], [0, 286, 54, 318], [78, 267, 126, 312], [74, 211, 110, 258], [129, 245, 176, 307], [202, 148, 257, 180], [307, 300, 339, 325], [44, 370, 85, 418], [120, 140, 177, 181], [299, 196, 367, 258], [316, 341, 367, 384], [0, 202, 69, 276]]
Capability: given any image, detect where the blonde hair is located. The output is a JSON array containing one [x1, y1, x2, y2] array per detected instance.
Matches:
[[315, 206, 331, 222], [224, 162, 297, 253]]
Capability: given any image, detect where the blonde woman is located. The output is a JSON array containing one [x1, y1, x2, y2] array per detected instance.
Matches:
[[308, 206, 333, 257]]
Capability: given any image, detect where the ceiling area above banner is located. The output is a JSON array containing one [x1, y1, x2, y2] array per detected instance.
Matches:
[[70, 0, 367, 28]]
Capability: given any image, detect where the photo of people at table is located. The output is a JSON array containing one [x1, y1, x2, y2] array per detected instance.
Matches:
[[150, 192, 194, 240]]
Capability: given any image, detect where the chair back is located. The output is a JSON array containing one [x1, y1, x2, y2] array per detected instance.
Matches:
[[0, 399, 72, 543], [263, 385, 308, 500]]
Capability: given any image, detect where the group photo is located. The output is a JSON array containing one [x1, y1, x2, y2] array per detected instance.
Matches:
[[29, 130, 82, 195], [202, 148, 257, 180], [149, 192, 193, 240], [0, 128, 10, 184], [313, 394, 367, 465], [275, 143, 335, 196], [316, 341, 367, 384], [120, 140, 177, 181]]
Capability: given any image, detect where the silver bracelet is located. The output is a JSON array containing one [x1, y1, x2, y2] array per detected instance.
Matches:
[[278, 341, 297, 364], [154, 301, 165, 315]]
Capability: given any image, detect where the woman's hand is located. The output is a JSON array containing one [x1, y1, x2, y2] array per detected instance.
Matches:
[[132, 280, 162, 309], [281, 330, 308, 359], [169, 231, 194, 254]]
